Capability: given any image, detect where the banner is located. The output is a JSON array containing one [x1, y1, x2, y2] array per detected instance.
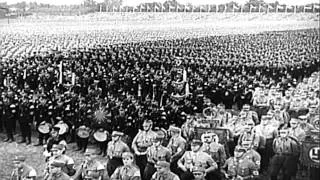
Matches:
[[300, 141, 320, 168]]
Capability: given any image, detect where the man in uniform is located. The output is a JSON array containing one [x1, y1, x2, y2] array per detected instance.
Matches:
[[270, 128, 300, 180], [17, 97, 32, 145], [48, 144, 76, 176], [144, 131, 171, 180], [45, 127, 67, 154], [200, 132, 226, 168], [238, 121, 260, 150], [288, 118, 306, 142], [240, 141, 261, 171], [181, 115, 197, 147], [253, 115, 278, 172], [167, 126, 187, 175], [45, 160, 72, 180], [111, 152, 141, 180], [4, 104, 17, 142], [132, 119, 157, 177], [221, 146, 259, 180], [151, 161, 180, 180], [73, 147, 106, 180], [11, 156, 37, 180], [106, 130, 131, 177], [178, 139, 218, 180], [192, 166, 207, 180]]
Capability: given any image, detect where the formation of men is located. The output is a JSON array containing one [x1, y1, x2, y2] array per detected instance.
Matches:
[[1, 28, 320, 180]]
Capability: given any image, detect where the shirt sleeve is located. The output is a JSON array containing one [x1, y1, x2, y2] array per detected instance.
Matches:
[[28, 169, 37, 177], [96, 162, 105, 171]]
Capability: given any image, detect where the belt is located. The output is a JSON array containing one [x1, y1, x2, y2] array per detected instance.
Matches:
[[276, 153, 292, 156]]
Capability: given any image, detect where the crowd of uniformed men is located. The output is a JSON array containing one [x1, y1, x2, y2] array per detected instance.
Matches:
[[1, 28, 320, 180]]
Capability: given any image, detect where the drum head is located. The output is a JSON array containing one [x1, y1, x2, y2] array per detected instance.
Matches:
[[54, 123, 69, 135], [77, 128, 90, 138], [38, 122, 50, 134], [93, 131, 107, 142]]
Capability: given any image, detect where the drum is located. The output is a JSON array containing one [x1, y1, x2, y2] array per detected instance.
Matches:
[[93, 129, 108, 142], [54, 121, 69, 135], [76, 126, 90, 138], [38, 121, 51, 134]]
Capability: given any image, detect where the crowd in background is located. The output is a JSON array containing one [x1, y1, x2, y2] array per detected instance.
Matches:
[[1, 27, 320, 180]]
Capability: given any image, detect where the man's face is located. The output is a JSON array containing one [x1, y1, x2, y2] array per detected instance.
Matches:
[[152, 139, 161, 147], [143, 122, 151, 131], [13, 162, 22, 169], [242, 141, 252, 149], [122, 157, 133, 166], [156, 166, 166, 174], [50, 166, 60, 174], [52, 149, 62, 157], [193, 171, 205, 180], [280, 130, 288, 138], [191, 144, 201, 152], [51, 131, 58, 138], [203, 135, 212, 144], [234, 151, 244, 158], [290, 120, 298, 128], [112, 135, 120, 141]]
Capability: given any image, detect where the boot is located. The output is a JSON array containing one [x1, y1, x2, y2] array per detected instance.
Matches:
[[33, 141, 43, 146], [8, 138, 14, 143], [26, 138, 32, 145], [18, 138, 26, 144], [4, 138, 10, 142]]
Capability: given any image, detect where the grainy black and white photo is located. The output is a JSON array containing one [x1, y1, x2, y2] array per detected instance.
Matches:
[[0, 0, 319, 180]]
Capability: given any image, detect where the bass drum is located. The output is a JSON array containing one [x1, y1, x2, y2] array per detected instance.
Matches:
[[38, 121, 51, 134], [76, 126, 90, 139], [93, 129, 108, 142], [54, 121, 69, 135]]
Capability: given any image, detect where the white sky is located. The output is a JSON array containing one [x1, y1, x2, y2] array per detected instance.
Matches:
[[0, 0, 318, 6]]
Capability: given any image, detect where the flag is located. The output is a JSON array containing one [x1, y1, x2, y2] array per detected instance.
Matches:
[[304, 5, 312, 12], [185, 82, 190, 96], [59, 61, 63, 84], [169, 4, 175, 12], [277, 5, 285, 11], [223, 4, 227, 13], [183, 69, 187, 82], [199, 5, 206, 12], [134, 6, 139, 12], [71, 72, 76, 85], [267, 4, 274, 12], [155, 3, 160, 12], [112, 6, 118, 12], [250, 4, 257, 13], [177, 4, 184, 12], [233, 4, 240, 12], [23, 69, 27, 80]]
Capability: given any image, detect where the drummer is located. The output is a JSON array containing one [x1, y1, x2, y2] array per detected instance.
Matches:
[[45, 126, 67, 155]]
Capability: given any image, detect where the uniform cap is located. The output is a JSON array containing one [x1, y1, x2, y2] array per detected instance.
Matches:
[[51, 144, 64, 151], [50, 160, 65, 168], [155, 161, 170, 168], [235, 145, 246, 153], [84, 147, 97, 155], [168, 126, 181, 133], [191, 139, 203, 146], [13, 155, 26, 162], [192, 166, 206, 173], [122, 152, 134, 159], [52, 126, 60, 132], [112, 131, 124, 137], [153, 131, 165, 141]]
